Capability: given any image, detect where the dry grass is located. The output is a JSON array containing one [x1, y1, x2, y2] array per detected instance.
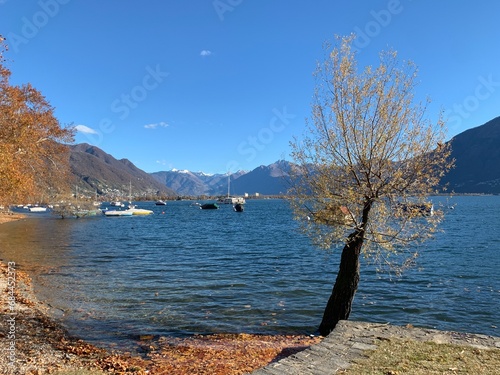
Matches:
[[341, 338, 500, 375]]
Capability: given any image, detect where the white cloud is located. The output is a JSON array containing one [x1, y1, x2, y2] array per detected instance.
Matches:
[[144, 121, 169, 130], [74, 124, 98, 134], [200, 50, 212, 57]]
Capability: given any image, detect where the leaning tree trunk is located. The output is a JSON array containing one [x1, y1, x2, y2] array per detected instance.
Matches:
[[318, 229, 365, 336]]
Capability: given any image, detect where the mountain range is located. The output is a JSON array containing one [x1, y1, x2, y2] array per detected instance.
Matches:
[[150, 160, 291, 196], [440, 116, 500, 194], [69, 143, 176, 198], [69, 116, 500, 197]]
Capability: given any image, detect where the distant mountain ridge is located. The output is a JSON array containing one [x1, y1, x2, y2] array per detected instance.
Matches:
[[70, 143, 176, 198], [153, 117, 500, 196], [150, 169, 251, 196], [150, 160, 292, 197], [442, 116, 500, 194], [70, 116, 500, 197], [227, 160, 291, 196]]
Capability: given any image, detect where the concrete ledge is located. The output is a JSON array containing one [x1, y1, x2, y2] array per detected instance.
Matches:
[[251, 320, 500, 374]]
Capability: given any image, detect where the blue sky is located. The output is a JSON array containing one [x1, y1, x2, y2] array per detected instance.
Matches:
[[2, 1, 500, 174]]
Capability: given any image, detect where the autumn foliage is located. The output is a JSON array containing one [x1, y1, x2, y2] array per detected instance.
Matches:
[[0, 36, 74, 206]]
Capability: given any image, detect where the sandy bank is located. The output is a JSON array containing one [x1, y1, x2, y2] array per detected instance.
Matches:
[[0, 211, 26, 226]]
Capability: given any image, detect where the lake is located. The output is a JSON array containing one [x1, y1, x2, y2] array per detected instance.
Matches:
[[0, 196, 498, 352]]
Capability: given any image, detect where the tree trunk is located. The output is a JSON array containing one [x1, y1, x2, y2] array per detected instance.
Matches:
[[318, 229, 364, 336]]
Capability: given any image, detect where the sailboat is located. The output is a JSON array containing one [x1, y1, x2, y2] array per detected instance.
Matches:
[[126, 182, 154, 215], [73, 186, 102, 218], [217, 174, 246, 205], [105, 182, 153, 216]]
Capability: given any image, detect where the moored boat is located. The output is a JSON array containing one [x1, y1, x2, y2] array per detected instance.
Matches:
[[217, 196, 246, 205], [74, 209, 102, 218], [128, 207, 154, 215], [29, 206, 48, 212], [217, 174, 246, 205], [104, 209, 134, 217], [200, 203, 219, 210]]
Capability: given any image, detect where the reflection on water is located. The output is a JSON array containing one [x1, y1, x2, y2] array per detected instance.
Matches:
[[0, 217, 91, 322], [0, 216, 76, 273], [1, 197, 499, 352]]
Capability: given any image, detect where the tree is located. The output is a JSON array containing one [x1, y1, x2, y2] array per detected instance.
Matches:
[[288, 35, 453, 336], [0, 36, 74, 206]]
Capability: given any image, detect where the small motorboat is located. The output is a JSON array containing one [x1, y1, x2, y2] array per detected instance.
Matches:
[[28, 206, 48, 212], [233, 203, 244, 212], [200, 203, 219, 210], [129, 208, 154, 215], [155, 200, 167, 206], [104, 209, 133, 217], [127, 204, 154, 215]]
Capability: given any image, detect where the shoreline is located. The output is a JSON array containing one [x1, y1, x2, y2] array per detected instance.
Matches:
[[4, 262, 499, 375], [2, 212, 499, 373], [0, 211, 26, 226], [0, 260, 322, 374], [0, 261, 115, 374]]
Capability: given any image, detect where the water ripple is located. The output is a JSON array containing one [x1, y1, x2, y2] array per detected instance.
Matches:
[[1, 197, 499, 351]]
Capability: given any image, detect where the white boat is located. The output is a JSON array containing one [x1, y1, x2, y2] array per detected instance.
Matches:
[[108, 184, 153, 215], [217, 175, 246, 205], [104, 209, 133, 217], [29, 206, 47, 212], [217, 196, 246, 205], [104, 207, 153, 216], [128, 206, 154, 215]]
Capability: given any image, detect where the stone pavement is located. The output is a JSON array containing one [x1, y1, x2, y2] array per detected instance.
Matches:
[[251, 320, 500, 375]]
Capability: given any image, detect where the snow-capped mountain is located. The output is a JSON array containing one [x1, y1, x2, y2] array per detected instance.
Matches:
[[150, 161, 292, 196]]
